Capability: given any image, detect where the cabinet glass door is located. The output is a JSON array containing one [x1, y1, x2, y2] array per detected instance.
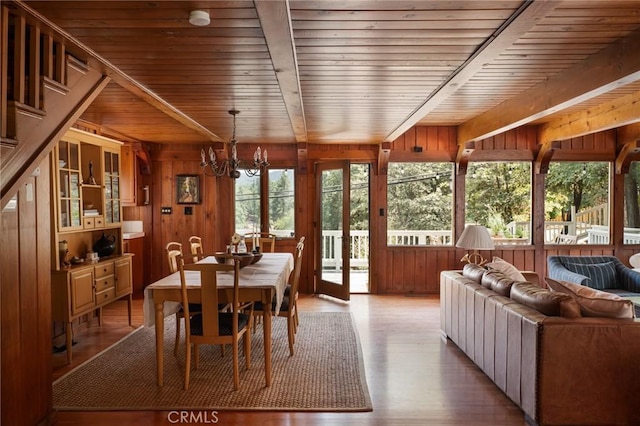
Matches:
[[58, 141, 82, 229], [104, 151, 121, 224]]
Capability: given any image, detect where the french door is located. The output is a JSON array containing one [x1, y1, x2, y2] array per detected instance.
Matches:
[[315, 161, 350, 300]]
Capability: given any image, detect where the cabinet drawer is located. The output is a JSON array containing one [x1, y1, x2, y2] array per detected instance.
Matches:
[[95, 288, 116, 305], [83, 217, 95, 229], [94, 216, 105, 227], [94, 276, 115, 293], [94, 262, 115, 279]]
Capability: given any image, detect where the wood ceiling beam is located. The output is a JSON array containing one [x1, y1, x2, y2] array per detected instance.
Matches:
[[459, 28, 640, 144], [255, 0, 308, 143], [12, 0, 223, 143], [384, 0, 561, 143], [538, 90, 640, 145]]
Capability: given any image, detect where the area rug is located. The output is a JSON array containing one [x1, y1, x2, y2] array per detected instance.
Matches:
[[53, 312, 372, 412]]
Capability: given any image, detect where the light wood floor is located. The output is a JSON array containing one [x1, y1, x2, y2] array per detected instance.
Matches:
[[53, 294, 526, 425]]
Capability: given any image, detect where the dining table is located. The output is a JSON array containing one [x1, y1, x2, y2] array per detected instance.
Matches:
[[143, 252, 294, 386]]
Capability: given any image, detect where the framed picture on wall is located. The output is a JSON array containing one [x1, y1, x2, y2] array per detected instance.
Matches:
[[176, 174, 200, 204]]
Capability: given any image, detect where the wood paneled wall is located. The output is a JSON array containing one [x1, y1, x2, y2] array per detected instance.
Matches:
[[0, 157, 53, 425], [122, 126, 636, 297]]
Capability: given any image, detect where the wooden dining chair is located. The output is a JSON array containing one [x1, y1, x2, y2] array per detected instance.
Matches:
[[166, 241, 201, 356], [252, 236, 305, 356], [243, 232, 277, 253], [166, 242, 183, 273], [178, 255, 254, 391], [284, 236, 305, 328], [189, 236, 203, 263]]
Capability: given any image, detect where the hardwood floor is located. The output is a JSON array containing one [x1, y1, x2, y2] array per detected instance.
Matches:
[[53, 294, 526, 425]]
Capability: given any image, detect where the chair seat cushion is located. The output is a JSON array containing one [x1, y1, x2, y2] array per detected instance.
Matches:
[[254, 295, 290, 312], [189, 312, 250, 336], [179, 303, 227, 314]]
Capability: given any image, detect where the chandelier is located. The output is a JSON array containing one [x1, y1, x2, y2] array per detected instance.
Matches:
[[200, 109, 269, 178]]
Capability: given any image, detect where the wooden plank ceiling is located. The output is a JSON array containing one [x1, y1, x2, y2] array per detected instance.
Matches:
[[17, 0, 640, 146]]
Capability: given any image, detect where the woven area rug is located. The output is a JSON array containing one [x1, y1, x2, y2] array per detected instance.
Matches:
[[53, 312, 372, 412]]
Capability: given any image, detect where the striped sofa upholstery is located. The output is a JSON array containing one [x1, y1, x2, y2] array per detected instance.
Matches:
[[547, 255, 640, 295]]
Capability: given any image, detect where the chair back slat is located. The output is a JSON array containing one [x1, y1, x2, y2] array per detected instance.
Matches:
[[180, 258, 240, 338], [288, 237, 305, 304], [189, 236, 203, 263], [166, 242, 183, 273]]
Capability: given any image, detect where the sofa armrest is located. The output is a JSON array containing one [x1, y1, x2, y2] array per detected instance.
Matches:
[[617, 265, 640, 293], [521, 271, 540, 286], [547, 256, 590, 286]]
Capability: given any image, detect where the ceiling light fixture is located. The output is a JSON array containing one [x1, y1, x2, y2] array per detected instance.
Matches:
[[201, 109, 269, 179], [189, 10, 210, 26]]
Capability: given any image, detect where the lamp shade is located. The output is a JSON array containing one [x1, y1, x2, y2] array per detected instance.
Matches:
[[456, 225, 495, 250]]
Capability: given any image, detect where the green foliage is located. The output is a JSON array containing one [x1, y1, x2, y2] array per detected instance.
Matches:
[[268, 169, 295, 231], [466, 162, 531, 227], [387, 162, 453, 230], [545, 162, 608, 220]]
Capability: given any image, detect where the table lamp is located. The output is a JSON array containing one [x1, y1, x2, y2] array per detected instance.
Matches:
[[456, 225, 495, 265]]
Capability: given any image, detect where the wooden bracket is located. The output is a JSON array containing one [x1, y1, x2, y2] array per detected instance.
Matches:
[[377, 142, 391, 175], [456, 141, 474, 175], [132, 142, 152, 175], [615, 140, 640, 174], [535, 140, 561, 174], [297, 142, 308, 175]]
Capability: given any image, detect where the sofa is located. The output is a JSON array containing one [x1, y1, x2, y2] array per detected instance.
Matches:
[[547, 255, 640, 297], [440, 264, 640, 426]]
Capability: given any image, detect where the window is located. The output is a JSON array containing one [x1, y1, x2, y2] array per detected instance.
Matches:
[[234, 168, 295, 237], [387, 162, 453, 246], [466, 162, 531, 244], [268, 168, 295, 237], [544, 161, 609, 244], [624, 161, 640, 244]]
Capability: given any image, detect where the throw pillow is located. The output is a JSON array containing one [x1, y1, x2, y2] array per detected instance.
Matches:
[[485, 256, 527, 282], [562, 261, 617, 290], [510, 281, 582, 318], [546, 278, 635, 319]]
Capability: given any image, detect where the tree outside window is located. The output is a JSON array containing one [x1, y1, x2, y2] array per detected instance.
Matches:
[[465, 162, 531, 243], [387, 162, 453, 246], [234, 168, 295, 237], [624, 161, 640, 244], [545, 162, 609, 244]]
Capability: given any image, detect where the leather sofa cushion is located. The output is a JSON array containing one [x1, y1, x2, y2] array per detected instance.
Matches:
[[563, 261, 617, 290], [462, 263, 486, 283], [546, 278, 635, 319], [481, 269, 517, 296], [510, 282, 582, 318]]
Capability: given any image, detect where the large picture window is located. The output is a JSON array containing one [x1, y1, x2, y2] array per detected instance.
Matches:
[[387, 162, 453, 246], [545, 162, 610, 244], [624, 161, 640, 244], [234, 168, 295, 237], [465, 162, 531, 244]]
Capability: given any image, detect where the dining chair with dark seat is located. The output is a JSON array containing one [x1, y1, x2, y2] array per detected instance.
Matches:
[[178, 255, 254, 390], [244, 232, 277, 253], [166, 241, 202, 356], [252, 236, 304, 356]]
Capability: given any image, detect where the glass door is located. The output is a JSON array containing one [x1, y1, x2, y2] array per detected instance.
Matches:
[[315, 161, 350, 300]]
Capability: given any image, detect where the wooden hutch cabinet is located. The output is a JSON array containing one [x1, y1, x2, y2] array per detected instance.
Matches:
[[50, 128, 132, 363]]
